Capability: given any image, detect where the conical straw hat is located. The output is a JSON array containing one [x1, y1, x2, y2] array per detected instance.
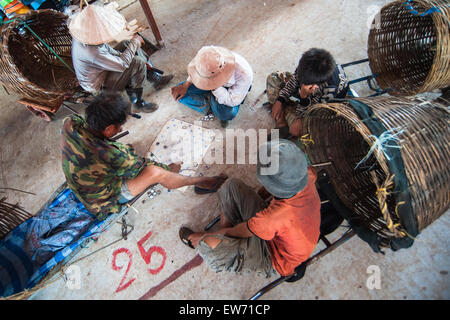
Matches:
[[68, 4, 127, 45]]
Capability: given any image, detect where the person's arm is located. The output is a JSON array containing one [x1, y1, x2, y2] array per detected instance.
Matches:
[[277, 72, 300, 103], [171, 79, 192, 101], [211, 65, 252, 107], [126, 164, 221, 196], [222, 222, 254, 238], [93, 36, 142, 73], [187, 222, 253, 248], [211, 80, 250, 107], [297, 85, 315, 108], [333, 64, 350, 99], [315, 65, 350, 103]]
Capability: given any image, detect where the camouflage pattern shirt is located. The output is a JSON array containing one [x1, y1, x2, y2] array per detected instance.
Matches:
[[61, 114, 168, 220]]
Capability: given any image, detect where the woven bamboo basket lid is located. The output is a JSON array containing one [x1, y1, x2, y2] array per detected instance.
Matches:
[[368, 0, 450, 96]]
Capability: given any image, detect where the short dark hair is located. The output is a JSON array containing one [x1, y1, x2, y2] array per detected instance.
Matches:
[[85, 91, 131, 132], [296, 48, 336, 86]]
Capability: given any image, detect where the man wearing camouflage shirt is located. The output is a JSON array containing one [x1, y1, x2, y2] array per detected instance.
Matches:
[[61, 92, 226, 220], [266, 48, 349, 138]]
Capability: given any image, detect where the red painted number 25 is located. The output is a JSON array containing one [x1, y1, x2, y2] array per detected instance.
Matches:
[[112, 230, 166, 293]]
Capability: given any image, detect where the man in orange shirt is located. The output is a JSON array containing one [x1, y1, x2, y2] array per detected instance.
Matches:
[[179, 139, 321, 277]]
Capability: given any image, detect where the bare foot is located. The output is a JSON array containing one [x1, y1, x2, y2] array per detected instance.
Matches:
[[187, 232, 204, 248], [189, 233, 222, 249]]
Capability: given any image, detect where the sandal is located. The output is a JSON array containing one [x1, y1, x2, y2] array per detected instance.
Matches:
[[179, 227, 195, 249], [194, 175, 228, 195]]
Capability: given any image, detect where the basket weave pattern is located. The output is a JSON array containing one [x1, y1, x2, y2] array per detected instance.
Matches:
[[303, 96, 450, 245], [0, 10, 78, 102], [368, 0, 450, 96]]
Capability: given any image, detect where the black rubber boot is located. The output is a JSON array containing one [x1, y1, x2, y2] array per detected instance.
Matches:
[[126, 88, 159, 113], [147, 71, 174, 90]]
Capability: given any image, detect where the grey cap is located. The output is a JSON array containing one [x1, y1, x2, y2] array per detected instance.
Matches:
[[256, 139, 308, 199]]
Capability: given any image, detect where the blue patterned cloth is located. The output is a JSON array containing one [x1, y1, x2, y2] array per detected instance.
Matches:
[[0, 187, 119, 298]]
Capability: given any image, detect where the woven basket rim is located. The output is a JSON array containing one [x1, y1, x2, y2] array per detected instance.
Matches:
[[304, 96, 450, 243], [368, 0, 450, 96], [0, 9, 77, 99], [307, 101, 392, 174]]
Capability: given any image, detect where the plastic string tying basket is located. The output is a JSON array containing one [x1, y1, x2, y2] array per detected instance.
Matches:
[[368, 0, 450, 96], [0, 9, 78, 103], [302, 96, 449, 249]]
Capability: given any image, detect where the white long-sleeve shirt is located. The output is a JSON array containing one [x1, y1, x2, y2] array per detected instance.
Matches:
[[212, 52, 253, 106]]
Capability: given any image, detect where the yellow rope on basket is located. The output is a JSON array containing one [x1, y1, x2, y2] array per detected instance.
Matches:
[[371, 172, 406, 238], [300, 134, 315, 146]]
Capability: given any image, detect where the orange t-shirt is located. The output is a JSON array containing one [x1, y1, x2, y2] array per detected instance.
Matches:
[[247, 168, 321, 276]]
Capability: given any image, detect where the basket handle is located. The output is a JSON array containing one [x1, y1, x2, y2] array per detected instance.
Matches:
[[403, 0, 441, 17]]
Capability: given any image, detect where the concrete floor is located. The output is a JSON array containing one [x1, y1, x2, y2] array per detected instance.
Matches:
[[0, 0, 448, 300]]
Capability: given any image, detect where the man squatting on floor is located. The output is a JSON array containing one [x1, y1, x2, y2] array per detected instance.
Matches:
[[267, 48, 349, 139], [171, 45, 253, 128], [69, 5, 174, 113], [180, 139, 321, 278]]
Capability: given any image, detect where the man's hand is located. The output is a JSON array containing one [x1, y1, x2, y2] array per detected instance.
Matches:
[[168, 162, 182, 173], [113, 22, 141, 43], [127, 166, 226, 196], [187, 232, 205, 248], [171, 82, 189, 101], [131, 34, 144, 47], [300, 84, 319, 99], [271, 100, 284, 121]]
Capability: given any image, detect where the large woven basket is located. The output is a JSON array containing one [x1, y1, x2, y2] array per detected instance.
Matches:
[[0, 197, 32, 241], [302, 96, 449, 248], [0, 9, 78, 103], [368, 0, 450, 96]]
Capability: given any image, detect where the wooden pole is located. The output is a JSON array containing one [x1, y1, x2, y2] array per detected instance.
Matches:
[[138, 0, 164, 48]]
